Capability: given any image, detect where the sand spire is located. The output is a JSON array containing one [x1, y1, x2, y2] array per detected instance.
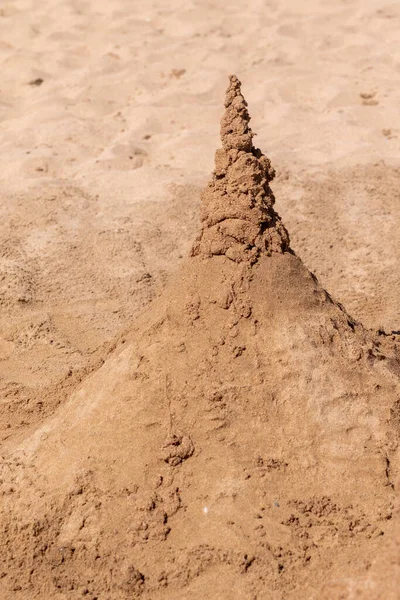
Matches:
[[192, 74, 290, 263], [1, 73, 398, 600]]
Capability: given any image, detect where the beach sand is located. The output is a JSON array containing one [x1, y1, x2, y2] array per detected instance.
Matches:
[[0, 1, 399, 598]]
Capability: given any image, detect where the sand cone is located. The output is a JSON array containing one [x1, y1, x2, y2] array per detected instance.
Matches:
[[192, 75, 289, 263], [0, 76, 399, 600]]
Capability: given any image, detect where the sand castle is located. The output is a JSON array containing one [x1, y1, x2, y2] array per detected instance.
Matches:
[[0, 76, 399, 600]]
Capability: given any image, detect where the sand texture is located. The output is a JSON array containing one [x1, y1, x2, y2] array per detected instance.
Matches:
[[0, 1, 399, 599]]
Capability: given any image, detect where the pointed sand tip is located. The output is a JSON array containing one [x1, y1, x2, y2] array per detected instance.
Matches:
[[221, 74, 253, 151], [191, 74, 290, 262], [224, 74, 243, 107]]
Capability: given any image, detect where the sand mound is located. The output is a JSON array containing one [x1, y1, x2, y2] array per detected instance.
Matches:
[[0, 77, 399, 600]]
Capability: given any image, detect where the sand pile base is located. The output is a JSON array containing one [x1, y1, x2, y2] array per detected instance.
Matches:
[[1, 252, 399, 599], [0, 77, 399, 600]]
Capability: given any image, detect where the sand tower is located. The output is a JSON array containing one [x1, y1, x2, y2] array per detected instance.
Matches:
[[0, 76, 399, 600]]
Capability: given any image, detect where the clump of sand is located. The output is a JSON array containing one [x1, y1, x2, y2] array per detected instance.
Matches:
[[0, 76, 399, 600], [192, 75, 289, 263]]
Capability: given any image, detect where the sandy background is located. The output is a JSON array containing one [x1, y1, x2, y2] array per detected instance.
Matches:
[[0, 1, 399, 595]]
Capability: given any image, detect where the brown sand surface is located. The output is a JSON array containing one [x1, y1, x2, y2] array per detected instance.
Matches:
[[0, 2, 399, 599]]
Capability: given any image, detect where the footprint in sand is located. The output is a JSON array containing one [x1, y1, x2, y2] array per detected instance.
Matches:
[[95, 143, 148, 171]]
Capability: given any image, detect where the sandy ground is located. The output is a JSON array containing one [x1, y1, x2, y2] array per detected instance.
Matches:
[[0, 1, 399, 597]]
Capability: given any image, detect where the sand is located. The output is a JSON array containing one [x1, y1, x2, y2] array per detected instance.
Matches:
[[0, 1, 399, 599], [1, 0, 400, 446]]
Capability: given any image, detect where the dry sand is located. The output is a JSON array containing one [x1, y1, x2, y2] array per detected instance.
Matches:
[[0, 1, 399, 599]]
